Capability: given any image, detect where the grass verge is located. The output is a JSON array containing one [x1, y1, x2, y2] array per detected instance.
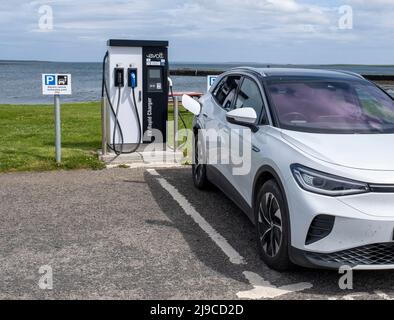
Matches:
[[0, 101, 194, 173], [0, 102, 105, 173]]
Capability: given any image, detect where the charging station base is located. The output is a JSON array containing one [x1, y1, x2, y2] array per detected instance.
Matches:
[[98, 147, 184, 167]]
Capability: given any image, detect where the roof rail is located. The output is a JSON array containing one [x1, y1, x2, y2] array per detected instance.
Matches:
[[336, 70, 365, 80], [231, 67, 267, 77]]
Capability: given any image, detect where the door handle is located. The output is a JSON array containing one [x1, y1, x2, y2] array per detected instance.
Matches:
[[252, 145, 260, 153]]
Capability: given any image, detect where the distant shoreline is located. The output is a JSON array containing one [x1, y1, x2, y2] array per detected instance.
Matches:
[[2, 59, 394, 79], [1, 61, 393, 105], [1, 59, 394, 67]]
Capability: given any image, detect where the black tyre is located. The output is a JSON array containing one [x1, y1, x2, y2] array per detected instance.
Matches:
[[255, 179, 293, 271], [192, 131, 209, 189]]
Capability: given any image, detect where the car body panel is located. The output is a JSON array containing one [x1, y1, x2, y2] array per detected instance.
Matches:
[[281, 130, 394, 171]]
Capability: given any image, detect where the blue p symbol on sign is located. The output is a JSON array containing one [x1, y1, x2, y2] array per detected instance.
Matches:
[[207, 75, 218, 91], [45, 75, 56, 85]]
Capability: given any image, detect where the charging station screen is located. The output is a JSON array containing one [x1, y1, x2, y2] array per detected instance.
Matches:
[[149, 69, 161, 79], [147, 68, 163, 92]]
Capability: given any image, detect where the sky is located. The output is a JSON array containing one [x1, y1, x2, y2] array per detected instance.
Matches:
[[0, 0, 393, 64]]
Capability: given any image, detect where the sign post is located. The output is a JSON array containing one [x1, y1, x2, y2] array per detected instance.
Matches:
[[42, 74, 72, 164], [54, 94, 61, 163]]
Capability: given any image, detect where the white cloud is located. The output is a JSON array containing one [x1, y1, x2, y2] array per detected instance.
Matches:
[[0, 0, 393, 63], [16, 0, 335, 37]]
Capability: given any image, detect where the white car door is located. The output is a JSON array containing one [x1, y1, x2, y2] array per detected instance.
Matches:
[[225, 77, 269, 204], [203, 75, 242, 180]]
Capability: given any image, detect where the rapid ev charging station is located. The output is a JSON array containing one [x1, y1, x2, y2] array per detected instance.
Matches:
[[102, 39, 169, 156]]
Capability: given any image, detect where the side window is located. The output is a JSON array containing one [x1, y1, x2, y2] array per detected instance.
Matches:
[[213, 76, 242, 110], [235, 78, 267, 124]]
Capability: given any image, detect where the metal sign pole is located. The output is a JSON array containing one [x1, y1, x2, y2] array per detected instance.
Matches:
[[174, 96, 179, 151], [54, 94, 61, 163]]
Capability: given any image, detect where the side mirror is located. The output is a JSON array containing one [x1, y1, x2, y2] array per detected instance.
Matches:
[[226, 108, 259, 132], [226, 107, 257, 124], [182, 95, 201, 116]]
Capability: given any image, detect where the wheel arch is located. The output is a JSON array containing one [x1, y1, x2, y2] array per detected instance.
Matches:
[[253, 166, 287, 206], [252, 165, 291, 237]]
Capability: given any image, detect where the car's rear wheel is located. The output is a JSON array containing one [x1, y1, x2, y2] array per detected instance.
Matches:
[[192, 131, 209, 189], [255, 179, 293, 271]]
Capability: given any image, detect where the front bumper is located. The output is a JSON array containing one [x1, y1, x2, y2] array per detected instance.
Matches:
[[291, 243, 394, 270], [286, 176, 394, 269]]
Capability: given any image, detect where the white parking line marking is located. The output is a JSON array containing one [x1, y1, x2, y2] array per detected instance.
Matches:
[[151, 172, 245, 265], [146, 169, 160, 176], [375, 291, 394, 300], [148, 169, 314, 298], [342, 293, 368, 300], [237, 271, 313, 300]]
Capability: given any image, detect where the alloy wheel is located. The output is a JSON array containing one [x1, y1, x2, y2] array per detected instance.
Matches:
[[258, 192, 283, 257], [194, 138, 203, 182]]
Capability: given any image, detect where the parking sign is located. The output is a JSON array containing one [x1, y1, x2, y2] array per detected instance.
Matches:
[[42, 74, 72, 95], [207, 75, 218, 92]]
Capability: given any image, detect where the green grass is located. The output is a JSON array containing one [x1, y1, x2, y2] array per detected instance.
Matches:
[[168, 104, 194, 161], [0, 102, 105, 173], [168, 105, 194, 131], [0, 101, 194, 173]]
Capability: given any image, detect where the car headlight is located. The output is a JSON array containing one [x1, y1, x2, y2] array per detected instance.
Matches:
[[291, 164, 369, 196]]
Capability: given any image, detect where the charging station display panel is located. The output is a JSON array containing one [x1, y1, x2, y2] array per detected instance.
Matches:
[[143, 46, 169, 144], [147, 68, 164, 92]]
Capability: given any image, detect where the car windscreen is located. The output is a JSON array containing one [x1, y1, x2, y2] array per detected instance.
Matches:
[[266, 77, 394, 134]]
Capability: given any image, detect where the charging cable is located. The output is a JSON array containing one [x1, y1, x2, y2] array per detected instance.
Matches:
[[168, 77, 189, 150], [129, 80, 142, 154], [113, 86, 123, 154], [102, 51, 141, 155], [102, 51, 124, 155]]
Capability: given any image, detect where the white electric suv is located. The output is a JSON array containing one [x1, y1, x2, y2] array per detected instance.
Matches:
[[182, 68, 394, 271]]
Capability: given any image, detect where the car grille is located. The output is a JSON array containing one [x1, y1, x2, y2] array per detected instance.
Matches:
[[307, 242, 394, 266]]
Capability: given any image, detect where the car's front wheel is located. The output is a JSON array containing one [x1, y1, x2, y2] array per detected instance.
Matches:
[[192, 131, 209, 189], [255, 179, 293, 271]]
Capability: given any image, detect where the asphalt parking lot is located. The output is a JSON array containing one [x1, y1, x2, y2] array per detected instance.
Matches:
[[1, 166, 394, 300]]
